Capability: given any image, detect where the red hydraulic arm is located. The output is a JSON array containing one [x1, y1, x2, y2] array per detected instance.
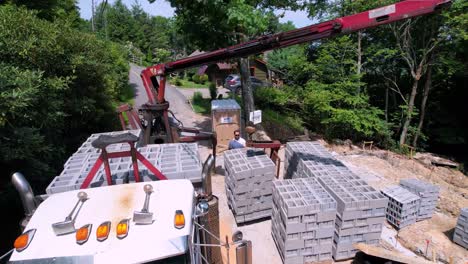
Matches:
[[135, 0, 450, 146], [141, 0, 450, 104]]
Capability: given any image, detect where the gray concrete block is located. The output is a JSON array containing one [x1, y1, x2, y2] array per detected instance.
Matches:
[[399, 178, 439, 221], [453, 207, 468, 249], [271, 178, 337, 262], [225, 148, 276, 223]]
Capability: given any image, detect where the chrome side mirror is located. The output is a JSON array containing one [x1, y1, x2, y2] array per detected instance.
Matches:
[[232, 231, 243, 243], [195, 199, 209, 217]]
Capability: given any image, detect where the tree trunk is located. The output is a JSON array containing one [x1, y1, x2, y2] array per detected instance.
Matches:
[[413, 63, 433, 147], [385, 84, 389, 122], [356, 30, 362, 94], [399, 68, 422, 146], [91, 0, 95, 32], [239, 57, 255, 128]]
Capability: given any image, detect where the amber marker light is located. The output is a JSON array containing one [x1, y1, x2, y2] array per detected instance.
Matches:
[[117, 219, 130, 239], [96, 221, 111, 242], [76, 224, 92, 245], [174, 210, 185, 229], [14, 229, 36, 252]]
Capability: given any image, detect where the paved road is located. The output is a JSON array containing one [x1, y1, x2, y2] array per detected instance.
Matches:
[[129, 64, 210, 130]]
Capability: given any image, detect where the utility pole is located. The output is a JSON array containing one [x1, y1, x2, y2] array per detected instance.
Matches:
[[91, 0, 96, 32]]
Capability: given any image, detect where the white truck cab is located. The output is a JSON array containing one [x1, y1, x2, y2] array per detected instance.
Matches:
[[8, 157, 252, 264], [9, 180, 195, 263]]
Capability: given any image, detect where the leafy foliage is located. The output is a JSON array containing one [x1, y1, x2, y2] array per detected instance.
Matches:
[[191, 92, 211, 115], [0, 5, 129, 189], [264, 34, 393, 145], [94, 0, 178, 65], [4, 0, 81, 23], [302, 80, 390, 141], [161, 0, 280, 50]]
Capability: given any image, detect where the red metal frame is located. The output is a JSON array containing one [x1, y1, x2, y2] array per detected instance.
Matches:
[[117, 104, 143, 130], [80, 141, 167, 189], [246, 140, 282, 177]]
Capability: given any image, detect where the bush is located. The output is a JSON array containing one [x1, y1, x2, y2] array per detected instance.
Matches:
[[302, 80, 391, 142], [193, 91, 204, 103], [173, 76, 182, 86], [199, 74, 208, 84], [192, 74, 200, 83], [254, 87, 290, 109], [209, 82, 217, 100], [191, 91, 211, 115]]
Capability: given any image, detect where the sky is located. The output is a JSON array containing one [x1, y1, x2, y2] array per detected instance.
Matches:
[[77, 0, 314, 28]]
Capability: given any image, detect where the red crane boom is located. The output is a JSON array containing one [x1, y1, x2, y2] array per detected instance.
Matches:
[[131, 0, 450, 145]]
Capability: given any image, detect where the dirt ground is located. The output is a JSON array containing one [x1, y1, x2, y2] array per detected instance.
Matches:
[[327, 142, 468, 263]]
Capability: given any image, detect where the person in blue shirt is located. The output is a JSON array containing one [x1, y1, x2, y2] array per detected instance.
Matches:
[[228, 130, 246, 150]]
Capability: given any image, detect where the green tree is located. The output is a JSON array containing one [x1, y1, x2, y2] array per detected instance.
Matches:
[[94, 0, 176, 65], [155, 0, 279, 124], [304, 36, 391, 142], [0, 5, 129, 189], [3, 0, 80, 22]]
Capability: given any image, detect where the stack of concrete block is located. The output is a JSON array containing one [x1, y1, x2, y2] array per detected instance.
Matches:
[[283, 141, 388, 261], [285, 142, 351, 180], [271, 178, 337, 264], [284, 142, 336, 179], [48, 141, 134, 194], [46, 130, 202, 194], [317, 174, 388, 260], [399, 178, 439, 220], [380, 185, 420, 229], [224, 148, 276, 224], [453, 208, 468, 249], [129, 143, 201, 182]]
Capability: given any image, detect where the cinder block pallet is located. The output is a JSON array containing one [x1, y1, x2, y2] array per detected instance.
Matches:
[[381, 185, 420, 229], [399, 178, 439, 221], [271, 178, 337, 264], [453, 208, 468, 249], [47, 130, 201, 194], [225, 148, 276, 224], [282, 141, 388, 261]]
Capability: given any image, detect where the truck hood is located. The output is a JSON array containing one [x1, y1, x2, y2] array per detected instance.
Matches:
[[10, 180, 194, 264]]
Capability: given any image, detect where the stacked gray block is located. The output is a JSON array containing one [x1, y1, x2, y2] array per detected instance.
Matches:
[[381, 185, 420, 229], [317, 174, 388, 260], [130, 143, 202, 182], [271, 178, 336, 264], [224, 148, 276, 224], [283, 141, 388, 261], [46, 129, 202, 194], [399, 178, 439, 220], [284, 142, 337, 180], [453, 208, 468, 249]]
